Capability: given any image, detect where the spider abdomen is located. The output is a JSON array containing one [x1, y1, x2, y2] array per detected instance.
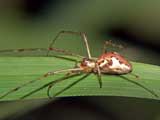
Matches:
[[97, 52, 132, 74]]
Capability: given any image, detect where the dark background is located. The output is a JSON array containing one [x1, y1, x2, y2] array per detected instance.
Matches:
[[0, 0, 160, 120]]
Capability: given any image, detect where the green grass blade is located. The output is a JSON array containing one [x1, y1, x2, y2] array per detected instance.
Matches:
[[0, 57, 159, 101]]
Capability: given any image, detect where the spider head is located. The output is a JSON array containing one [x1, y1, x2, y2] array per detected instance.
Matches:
[[79, 58, 96, 72]]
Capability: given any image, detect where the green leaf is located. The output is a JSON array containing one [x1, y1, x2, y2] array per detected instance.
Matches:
[[0, 57, 159, 101]]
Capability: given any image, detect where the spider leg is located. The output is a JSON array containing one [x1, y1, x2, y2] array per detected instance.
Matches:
[[50, 55, 80, 63], [20, 73, 83, 99], [129, 72, 139, 79], [47, 68, 82, 98], [0, 47, 84, 58], [47, 30, 92, 59], [96, 63, 102, 88], [0, 68, 83, 99], [0, 48, 46, 54], [103, 40, 124, 53], [119, 75, 158, 98], [47, 73, 91, 98], [48, 47, 84, 58]]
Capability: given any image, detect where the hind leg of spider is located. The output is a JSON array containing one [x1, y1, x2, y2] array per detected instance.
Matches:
[[0, 67, 83, 99], [119, 75, 158, 98], [47, 30, 92, 59], [47, 73, 91, 98], [129, 72, 139, 79], [103, 40, 124, 53], [47, 65, 81, 99]]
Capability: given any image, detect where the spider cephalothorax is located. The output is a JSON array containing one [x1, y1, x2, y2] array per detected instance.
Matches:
[[79, 58, 96, 73]]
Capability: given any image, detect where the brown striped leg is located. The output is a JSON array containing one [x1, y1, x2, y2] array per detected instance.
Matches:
[[47, 31, 92, 59], [96, 63, 102, 88], [20, 73, 82, 99], [0, 68, 83, 99], [103, 40, 124, 53], [47, 73, 90, 98], [119, 75, 158, 98], [0, 47, 84, 58]]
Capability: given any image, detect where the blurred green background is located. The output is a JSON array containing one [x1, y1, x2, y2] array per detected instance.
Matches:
[[0, 0, 160, 120]]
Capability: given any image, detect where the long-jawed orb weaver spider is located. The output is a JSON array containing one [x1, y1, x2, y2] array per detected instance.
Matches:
[[0, 31, 158, 99]]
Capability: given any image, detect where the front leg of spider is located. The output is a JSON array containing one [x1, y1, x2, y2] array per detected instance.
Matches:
[[47, 63, 83, 98], [19, 74, 82, 99], [46, 31, 91, 58], [47, 73, 91, 98], [0, 71, 55, 99], [47, 72, 80, 98]]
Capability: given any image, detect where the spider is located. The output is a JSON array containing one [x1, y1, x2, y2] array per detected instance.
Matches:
[[0, 31, 158, 99]]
